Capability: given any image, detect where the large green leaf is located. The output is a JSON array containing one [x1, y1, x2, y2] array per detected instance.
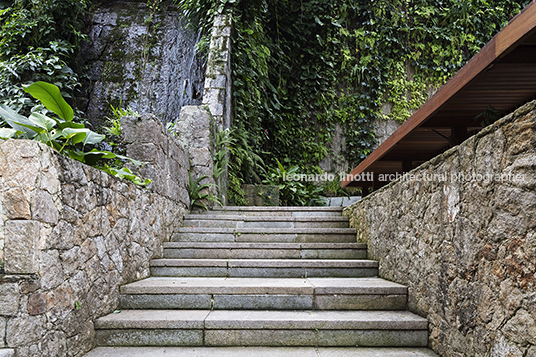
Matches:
[[0, 104, 37, 139], [61, 127, 88, 144], [58, 121, 85, 129], [82, 130, 105, 145], [28, 112, 57, 131], [0, 128, 19, 139], [23, 82, 74, 121]]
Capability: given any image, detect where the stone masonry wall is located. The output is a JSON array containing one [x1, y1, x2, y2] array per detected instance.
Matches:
[[122, 113, 190, 207], [344, 101, 536, 356], [0, 115, 189, 356], [202, 13, 233, 130]]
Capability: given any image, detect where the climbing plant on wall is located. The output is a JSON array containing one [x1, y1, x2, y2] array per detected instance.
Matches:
[[229, 0, 527, 174], [181, 0, 529, 192]]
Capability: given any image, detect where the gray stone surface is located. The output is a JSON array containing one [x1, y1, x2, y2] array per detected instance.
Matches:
[[95, 310, 210, 329], [202, 13, 232, 129], [205, 329, 315, 347], [0, 317, 5, 348], [174, 106, 216, 202], [163, 244, 366, 259], [122, 114, 190, 206], [83, 347, 317, 357], [95, 329, 203, 347], [343, 100, 536, 356], [150, 267, 228, 278], [213, 295, 313, 310], [308, 277, 406, 294], [173, 227, 358, 244], [118, 277, 407, 310], [120, 294, 212, 310], [0, 349, 15, 357], [204, 310, 427, 330], [82, 347, 438, 357], [149, 266, 376, 279], [120, 277, 316, 295], [315, 329, 428, 347], [4, 221, 39, 274], [0, 284, 19, 316], [149, 259, 378, 278], [314, 294, 406, 310]]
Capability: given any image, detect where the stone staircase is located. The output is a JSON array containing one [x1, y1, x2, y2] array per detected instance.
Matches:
[[85, 207, 438, 356]]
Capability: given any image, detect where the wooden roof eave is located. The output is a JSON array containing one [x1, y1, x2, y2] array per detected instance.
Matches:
[[341, 0, 536, 188]]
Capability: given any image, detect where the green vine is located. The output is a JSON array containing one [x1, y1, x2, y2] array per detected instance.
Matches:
[[186, 0, 526, 174]]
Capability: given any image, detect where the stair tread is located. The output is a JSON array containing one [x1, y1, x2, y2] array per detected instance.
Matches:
[[163, 242, 366, 249], [120, 277, 407, 295], [150, 259, 378, 268], [95, 310, 428, 330], [85, 347, 439, 357], [211, 206, 344, 212], [177, 228, 357, 233], [184, 215, 349, 221]]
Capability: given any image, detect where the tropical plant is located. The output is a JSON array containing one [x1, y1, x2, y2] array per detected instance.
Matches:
[[262, 159, 325, 206], [188, 172, 220, 210], [0, 81, 151, 186]]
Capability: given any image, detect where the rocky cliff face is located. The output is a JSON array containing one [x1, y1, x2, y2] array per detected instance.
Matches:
[[81, 0, 205, 127]]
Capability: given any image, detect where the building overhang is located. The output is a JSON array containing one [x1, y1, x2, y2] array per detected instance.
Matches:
[[342, 1, 536, 191]]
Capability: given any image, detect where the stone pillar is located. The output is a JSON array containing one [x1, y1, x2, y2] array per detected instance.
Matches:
[[174, 106, 218, 205], [202, 13, 233, 130]]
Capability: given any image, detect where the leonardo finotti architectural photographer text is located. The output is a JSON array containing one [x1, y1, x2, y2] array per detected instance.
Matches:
[[284, 172, 524, 183]]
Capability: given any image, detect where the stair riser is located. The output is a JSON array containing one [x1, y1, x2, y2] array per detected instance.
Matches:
[[171, 233, 357, 243], [95, 329, 202, 347], [120, 294, 407, 311], [183, 220, 350, 229], [95, 329, 428, 347], [163, 248, 367, 260], [150, 267, 379, 278]]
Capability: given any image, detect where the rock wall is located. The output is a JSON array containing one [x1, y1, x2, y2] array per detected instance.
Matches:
[[344, 100, 536, 357], [0, 117, 189, 356], [81, 1, 205, 127]]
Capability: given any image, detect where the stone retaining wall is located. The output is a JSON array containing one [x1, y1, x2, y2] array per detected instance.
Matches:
[[0, 116, 189, 356], [344, 101, 536, 356]]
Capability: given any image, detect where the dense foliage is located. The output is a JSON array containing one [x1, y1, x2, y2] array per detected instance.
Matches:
[[230, 0, 527, 174], [177, 0, 527, 205], [0, 0, 89, 116]]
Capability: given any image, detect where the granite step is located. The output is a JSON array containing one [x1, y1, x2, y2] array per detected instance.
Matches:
[[162, 242, 367, 259], [94, 310, 429, 347], [183, 214, 350, 229], [84, 347, 438, 357], [119, 277, 407, 310], [150, 259, 379, 278], [171, 228, 358, 243], [201, 206, 344, 217]]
